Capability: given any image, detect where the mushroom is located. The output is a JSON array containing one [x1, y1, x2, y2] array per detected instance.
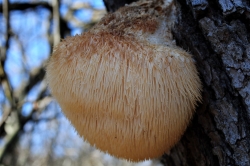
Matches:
[[46, 0, 202, 162]]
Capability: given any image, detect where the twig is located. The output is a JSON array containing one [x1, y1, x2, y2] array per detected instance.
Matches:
[[52, 0, 61, 45]]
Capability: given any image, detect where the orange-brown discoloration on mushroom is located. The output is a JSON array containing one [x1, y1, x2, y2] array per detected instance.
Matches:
[[46, 0, 202, 162]]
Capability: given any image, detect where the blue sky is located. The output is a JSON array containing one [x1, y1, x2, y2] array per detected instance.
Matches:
[[2, 0, 105, 89], [1, 0, 105, 157], [1, 0, 106, 128]]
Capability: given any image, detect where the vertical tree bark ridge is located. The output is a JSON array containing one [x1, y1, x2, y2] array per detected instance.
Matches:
[[218, 0, 246, 15], [168, 0, 250, 165], [103, 0, 138, 12], [186, 0, 208, 18]]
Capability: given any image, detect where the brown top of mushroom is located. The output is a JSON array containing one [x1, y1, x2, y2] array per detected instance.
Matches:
[[46, 0, 202, 161]]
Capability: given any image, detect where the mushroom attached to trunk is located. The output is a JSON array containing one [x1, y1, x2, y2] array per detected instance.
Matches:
[[46, 0, 202, 162]]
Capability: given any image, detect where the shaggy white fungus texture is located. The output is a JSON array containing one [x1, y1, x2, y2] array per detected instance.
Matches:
[[46, 0, 202, 161]]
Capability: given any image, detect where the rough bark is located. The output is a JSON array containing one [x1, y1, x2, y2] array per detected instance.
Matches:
[[103, 0, 250, 165], [103, 0, 138, 12]]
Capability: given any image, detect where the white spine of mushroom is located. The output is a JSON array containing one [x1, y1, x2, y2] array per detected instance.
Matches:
[[46, 0, 202, 162]]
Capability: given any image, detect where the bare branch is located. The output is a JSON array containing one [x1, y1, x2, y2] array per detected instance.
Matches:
[[0, 0, 14, 127], [52, 0, 60, 45]]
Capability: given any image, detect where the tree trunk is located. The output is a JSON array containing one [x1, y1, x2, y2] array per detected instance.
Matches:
[[103, 0, 250, 165]]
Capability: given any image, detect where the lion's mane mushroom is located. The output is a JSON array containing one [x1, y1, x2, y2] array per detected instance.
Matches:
[[46, 0, 202, 162]]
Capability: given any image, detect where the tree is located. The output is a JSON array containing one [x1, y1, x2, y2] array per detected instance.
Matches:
[[1, 0, 249, 165], [103, 0, 250, 165]]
